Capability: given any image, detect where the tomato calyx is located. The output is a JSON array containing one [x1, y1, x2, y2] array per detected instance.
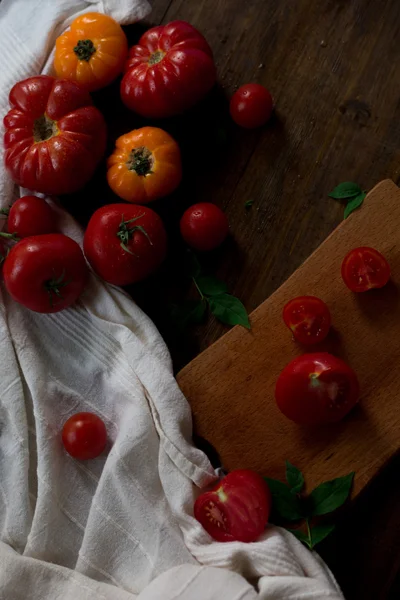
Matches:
[[44, 269, 71, 307], [74, 39, 96, 61], [126, 147, 153, 176], [117, 214, 153, 256], [33, 114, 58, 143], [148, 50, 165, 65]]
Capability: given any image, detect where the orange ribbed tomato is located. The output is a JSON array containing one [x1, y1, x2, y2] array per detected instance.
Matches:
[[54, 12, 128, 92], [107, 127, 182, 204]]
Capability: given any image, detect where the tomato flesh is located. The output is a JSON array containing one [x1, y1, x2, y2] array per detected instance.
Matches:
[[341, 246, 390, 292], [194, 469, 271, 543], [283, 296, 331, 345], [62, 412, 107, 460], [275, 352, 359, 425]]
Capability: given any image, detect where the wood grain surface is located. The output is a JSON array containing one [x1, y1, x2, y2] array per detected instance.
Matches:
[[63, 1, 400, 597], [177, 179, 400, 495]]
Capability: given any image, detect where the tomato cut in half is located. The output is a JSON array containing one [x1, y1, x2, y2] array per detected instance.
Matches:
[[283, 296, 331, 345], [194, 469, 271, 543], [341, 247, 390, 292], [275, 352, 360, 425]]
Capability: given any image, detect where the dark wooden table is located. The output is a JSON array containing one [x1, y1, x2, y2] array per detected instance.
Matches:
[[65, 1, 400, 597]]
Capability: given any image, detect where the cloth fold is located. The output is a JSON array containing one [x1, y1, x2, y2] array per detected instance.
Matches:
[[0, 1, 344, 598]]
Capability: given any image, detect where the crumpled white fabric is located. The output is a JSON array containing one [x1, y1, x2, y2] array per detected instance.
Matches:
[[0, 1, 344, 598]]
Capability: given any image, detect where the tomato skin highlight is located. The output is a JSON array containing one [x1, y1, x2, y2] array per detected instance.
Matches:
[[275, 352, 360, 425], [283, 296, 331, 345], [180, 203, 229, 252], [3, 75, 107, 195], [62, 412, 107, 460], [230, 84, 274, 129], [54, 12, 128, 92], [194, 469, 271, 543], [84, 204, 167, 286], [3, 234, 88, 313], [342, 246, 390, 292], [7, 196, 57, 238], [121, 21, 216, 118]]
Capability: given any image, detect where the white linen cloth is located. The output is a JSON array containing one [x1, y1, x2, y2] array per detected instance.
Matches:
[[0, 1, 344, 598]]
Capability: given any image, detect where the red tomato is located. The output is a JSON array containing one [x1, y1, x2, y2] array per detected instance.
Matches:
[[283, 296, 331, 345], [3, 234, 88, 313], [62, 412, 107, 460], [341, 247, 390, 292], [275, 353, 359, 425], [180, 203, 229, 252], [3, 75, 106, 195], [230, 84, 274, 129], [3, 196, 57, 239], [84, 204, 167, 286], [121, 20, 216, 118], [194, 470, 271, 543]]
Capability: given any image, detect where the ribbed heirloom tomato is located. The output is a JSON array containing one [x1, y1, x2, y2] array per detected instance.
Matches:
[[275, 353, 360, 425], [54, 13, 128, 92], [121, 20, 216, 118], [84, 204, 167, 286], [194, 470, 271, 543], [107, 127, 182, 204], [3, 76, 106, 195]]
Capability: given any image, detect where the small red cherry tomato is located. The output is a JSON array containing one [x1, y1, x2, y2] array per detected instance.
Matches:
[[341, 247, 390, 292], [194, 469, 271, 543], [283, 296, 331, 345], [230, 84, 274, 129], [62, 412, 107, 460], [180, 203, 229, 252], [275, 352, 359, 425], [5, 196, 57, 239]]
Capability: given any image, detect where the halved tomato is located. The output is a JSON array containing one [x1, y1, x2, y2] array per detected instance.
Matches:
[[283, 296, 331, 345], [341, 247, 390, 292]]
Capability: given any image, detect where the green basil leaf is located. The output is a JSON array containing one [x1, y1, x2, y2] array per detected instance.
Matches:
[[285, 461, 305, 494], [309, 524, 335, 549], [170, 299, 207, 329], [196, 276, 228, 297], [344, 192, 366, 219], [209, 294, 250, 329], [287, 528, 311, 548], [329, 182, 362, 200], [309, 472, 354, 516], [245, 199, 254, 209], [264, 478, 303, 521]]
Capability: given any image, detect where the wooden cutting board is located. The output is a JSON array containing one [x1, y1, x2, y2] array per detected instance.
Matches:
[[177, 179, 400, 496]]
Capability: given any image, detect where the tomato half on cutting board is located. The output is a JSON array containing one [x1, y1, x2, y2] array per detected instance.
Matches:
[[121, 20, 216, 118], [3, 76, 106, 195], [283, 296, 331, 345], [341, 247, 390, 292], [275, 353, 360, 425], [194, 470, 271, 543]]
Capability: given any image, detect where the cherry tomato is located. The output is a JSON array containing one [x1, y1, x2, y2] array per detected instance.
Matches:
[[194, 470, 271, 543], [84, 204, 167, 286], [275, 352, 359, 425], [283, 296, 331, 345], [62, 412, 107, 460], [54, 13, 128, 92], [3, 234, 88, 313], [230, 84, 274, 129], [4, 76, 106, 195], [3, 196, 57, 239], [121, 21, 216, 118], [180, 203, 229, 252], [107, 127, 182, 204], [342, 247, 390, 292]]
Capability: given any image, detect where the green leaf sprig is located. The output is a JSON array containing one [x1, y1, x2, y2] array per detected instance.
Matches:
[[329, 182, 367, 219], [171, 254, 250, 330], [265, 461, 354, 549]]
